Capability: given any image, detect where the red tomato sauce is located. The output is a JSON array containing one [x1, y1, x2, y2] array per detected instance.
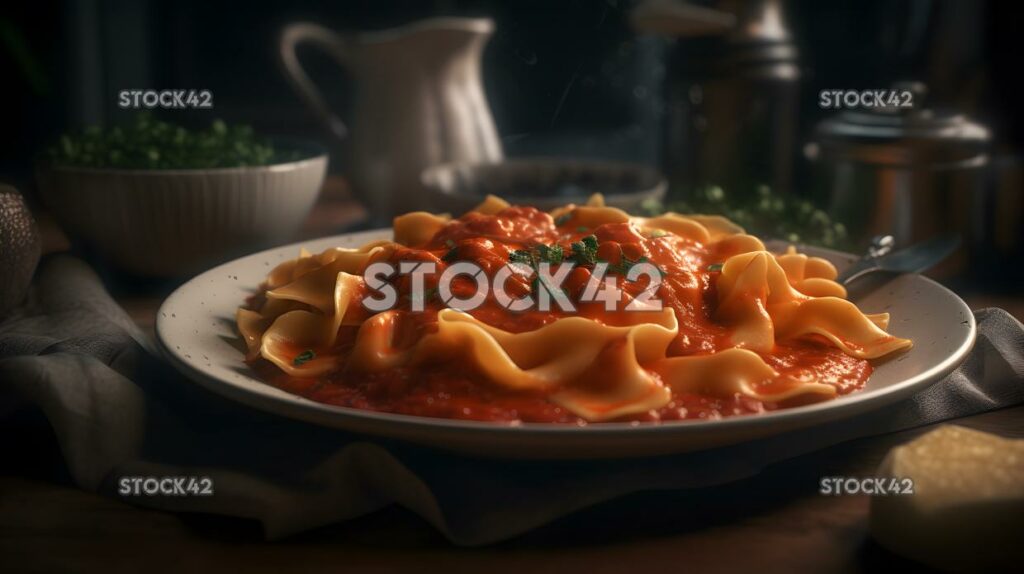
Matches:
[[252, 206, 872, 423]]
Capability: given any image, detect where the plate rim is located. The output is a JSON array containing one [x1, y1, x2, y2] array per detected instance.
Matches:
[[155, 230, 977, 438]]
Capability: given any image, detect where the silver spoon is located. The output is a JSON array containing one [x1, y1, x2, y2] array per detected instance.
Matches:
[[837, 234, 962, 285]]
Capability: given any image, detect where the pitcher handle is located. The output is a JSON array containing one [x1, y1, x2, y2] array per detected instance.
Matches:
[[279, 22, 352, 140]]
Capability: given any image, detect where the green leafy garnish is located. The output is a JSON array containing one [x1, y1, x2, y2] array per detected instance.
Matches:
[[569, 235, 600, 266], [509, 249, 534, 265], [510, 243, 564, 267], [510, 242, 570, 294], [442, 246, 459, 262], [608, 251, 666, 279], [554, 212, 573, 226], [649, 229, 669, 238], [293, 349, 316, 366], [707, 263, 724, 272], [536, 244, 564, 264], [47, 112, 300, 169]]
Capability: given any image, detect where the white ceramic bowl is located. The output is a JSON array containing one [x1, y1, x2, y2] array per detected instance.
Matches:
[[36, 141, 328, 277]]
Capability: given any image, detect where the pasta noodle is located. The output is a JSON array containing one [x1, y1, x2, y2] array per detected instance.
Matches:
[[237, 195, 912, 423]]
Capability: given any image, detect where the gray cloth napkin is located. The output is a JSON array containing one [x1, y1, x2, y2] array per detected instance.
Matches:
[[2, 255, 1023, 546]]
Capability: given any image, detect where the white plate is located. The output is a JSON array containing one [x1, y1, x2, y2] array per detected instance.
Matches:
[[156, 230, 976, 458]]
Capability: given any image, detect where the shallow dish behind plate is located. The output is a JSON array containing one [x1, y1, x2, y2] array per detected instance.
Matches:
[[156, 230, 975, 459], [421, 159, 666, 215]]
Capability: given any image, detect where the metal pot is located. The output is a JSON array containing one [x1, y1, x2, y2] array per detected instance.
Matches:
[[806, 83, 990, 277]]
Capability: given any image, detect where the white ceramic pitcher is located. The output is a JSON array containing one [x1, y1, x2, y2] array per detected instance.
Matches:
[[280, 18, 503, 221]]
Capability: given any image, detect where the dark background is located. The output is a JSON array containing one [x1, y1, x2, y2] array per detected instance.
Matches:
[[2, 0, 1023, 287], [4, 1, 1023, 173]]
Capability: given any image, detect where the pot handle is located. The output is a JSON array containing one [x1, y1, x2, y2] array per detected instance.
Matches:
[[279, 22, 352, 140]]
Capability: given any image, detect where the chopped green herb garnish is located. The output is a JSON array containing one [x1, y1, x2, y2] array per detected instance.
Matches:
[[293, 349, 316, 366], [445, 239, 456, 248], [554, 212, 573, 226], [649, 229, 668, 238], [442, 246, 459, 262], [509, 249, 534, 265], [510, 242, 571, 289], [510, 243, 564, 267], [570, 235, 600, 266], [576, 226, 589, 233], [707, 263, 724, 272], [536, 244, 564, 264], [47, 112, 299, 169], [607, 250, 666, 278]]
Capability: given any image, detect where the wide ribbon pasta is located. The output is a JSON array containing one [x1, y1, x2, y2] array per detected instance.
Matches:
[[237, 196, 912, 423], [716, 251, 911, 359]]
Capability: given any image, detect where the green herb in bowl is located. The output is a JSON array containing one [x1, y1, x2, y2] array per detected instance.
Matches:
[[47, 113, 300, 169], [36, 113, 328, 276], [641, 185, 850, 249]]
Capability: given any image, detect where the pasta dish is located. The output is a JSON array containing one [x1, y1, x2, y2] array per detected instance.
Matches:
[[236, 195, 912, 424]]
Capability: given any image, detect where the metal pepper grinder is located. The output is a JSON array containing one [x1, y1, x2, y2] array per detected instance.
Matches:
[[656, 0, 800, 200]]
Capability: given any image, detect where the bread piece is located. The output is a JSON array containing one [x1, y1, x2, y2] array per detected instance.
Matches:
[[870, 425, 1024, 572]]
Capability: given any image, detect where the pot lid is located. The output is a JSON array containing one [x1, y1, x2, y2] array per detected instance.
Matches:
[[811, 82, 990, 168]]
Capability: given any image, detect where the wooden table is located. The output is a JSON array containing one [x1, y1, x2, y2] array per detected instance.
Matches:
[[3, 179, 1022, 573]]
